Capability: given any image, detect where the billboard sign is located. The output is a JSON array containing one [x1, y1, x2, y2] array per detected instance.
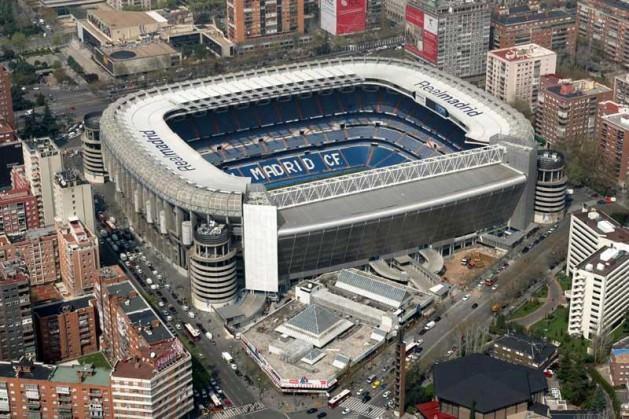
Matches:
[[337, 0, 366, 35], [404, 5, 439, 64], [321, 0, 366, 35]]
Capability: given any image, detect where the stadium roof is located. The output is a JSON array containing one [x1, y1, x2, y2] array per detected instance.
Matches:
[[285, 304, 341, 336], [433, 354, 547, 413], [101, 57, 533, 217], [336, 269, 409, 306], [277, 163, 526, 235]]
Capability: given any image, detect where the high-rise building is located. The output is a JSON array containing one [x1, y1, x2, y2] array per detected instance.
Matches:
[[0, 65, 15, 132], [596, 101, 629, 188], [33, 295, 98, 364], [491, 4, 577, 58], [22, 138, 63, 227], [226, 0, 305, 44], [94, 267, 194, 418], [567, 210, 629, 339], [536, 77, 613, 145], [485, 44, 556, 111], [56, 217, 99, 297], [0, 359, 114, 418], [0, 259, 36, 360], [577, 0, 629, 69], [613, 74, 629, 107], [53, 170, 95, 233], [0, 226, 60, 285], [405, 0, 491, 80], [0, 167, 40, 237]]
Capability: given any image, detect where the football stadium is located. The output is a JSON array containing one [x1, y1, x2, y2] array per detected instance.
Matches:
[[100, 57, 536, 310]]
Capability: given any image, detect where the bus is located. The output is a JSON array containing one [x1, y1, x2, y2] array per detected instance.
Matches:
[[184, 323, 201, 341], [405, 341, 419, 354], [328, 389, 351, 408], [210, 392, 222, 409]]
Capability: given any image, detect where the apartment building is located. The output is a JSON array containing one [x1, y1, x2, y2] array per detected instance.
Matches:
[[0, 65, 14, 133], [57, 217, 99, 297], [610, 337, 629, 386], [577, 0, 629, 69], [0, 359, 113, 418], [53, 171, 95, 233], [94, 268, 194, 418], [490, 334, 557, 369], [566, 209, 629, 339], [106, 0, 153, 10], [491, 4, 577, 58], [0, 226, 60, 285], [0, 260, 36, 361], [226, 0, 305, 44], [536, 77, 613, 145], [22, 137, 63, 227], [613, 73, 629, 106], [404, 0, 491, 80], [0, 167, 40, 237], [485, 43, 556, 111], [33, 295, 98, 364], [386, 0, 407, 24], [596, 101, 629, 188]]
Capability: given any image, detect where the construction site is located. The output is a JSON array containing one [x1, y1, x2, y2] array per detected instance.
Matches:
[[441, 246, 504, 287]]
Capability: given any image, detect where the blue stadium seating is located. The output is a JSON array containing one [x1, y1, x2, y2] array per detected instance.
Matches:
[[168, 85, 473, 187]]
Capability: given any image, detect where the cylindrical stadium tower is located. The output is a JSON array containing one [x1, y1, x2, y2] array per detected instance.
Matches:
[[189, 221, 238, 311], [82, 112, 107, 183], [534, 150, 567, 224]]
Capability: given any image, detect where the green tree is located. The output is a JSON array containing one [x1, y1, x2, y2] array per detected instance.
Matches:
[[39, 104, 58, 137], [556, 135, 616, 193], [10, 32, 27, 52], [511, 99, 533, 124], [35, 93, 46, 107]]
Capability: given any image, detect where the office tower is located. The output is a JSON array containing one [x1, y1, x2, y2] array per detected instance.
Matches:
[[405, 0, 491, 80]]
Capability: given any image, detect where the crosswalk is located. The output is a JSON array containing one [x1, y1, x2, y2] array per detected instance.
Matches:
[[340, 397, 386, 418], [210, 402, 265, 418]]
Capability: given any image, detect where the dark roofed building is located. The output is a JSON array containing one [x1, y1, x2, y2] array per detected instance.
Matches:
[[433, 354, 548, 418], [33, 295, 98, 363], [490, 334, 558, 369]]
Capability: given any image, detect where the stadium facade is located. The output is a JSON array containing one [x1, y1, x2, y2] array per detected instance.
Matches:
[[100, 57, 536, 310]]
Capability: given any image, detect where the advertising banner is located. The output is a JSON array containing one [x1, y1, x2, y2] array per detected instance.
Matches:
[[321, 0, 366, 35], [404, 4, 438, 64], [336, 0, 367, 35]]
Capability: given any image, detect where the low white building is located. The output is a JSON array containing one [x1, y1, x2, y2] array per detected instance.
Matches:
[[275, 304, 353, 348]]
